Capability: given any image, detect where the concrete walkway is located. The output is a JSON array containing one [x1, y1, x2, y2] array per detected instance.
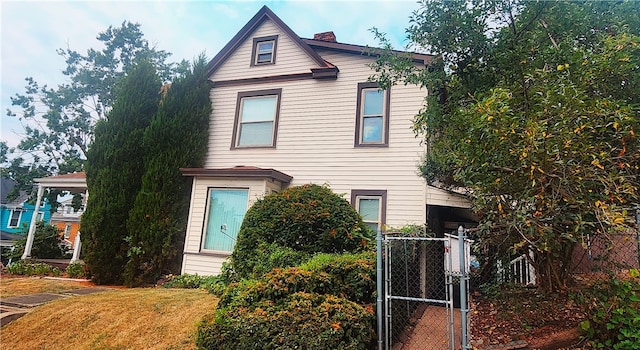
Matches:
[[0, 287, 112, 327]]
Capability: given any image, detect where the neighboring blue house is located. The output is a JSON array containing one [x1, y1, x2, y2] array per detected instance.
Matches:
[[1, 177, 52, 236]]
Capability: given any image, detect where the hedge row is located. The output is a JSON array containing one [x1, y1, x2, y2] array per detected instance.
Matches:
[[197, 253, 377, 349], [198, 292, 374, 350]]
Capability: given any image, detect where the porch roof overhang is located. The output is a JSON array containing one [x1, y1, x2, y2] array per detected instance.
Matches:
[[34, 172, 87, 192], [180, 166, 293, 184]]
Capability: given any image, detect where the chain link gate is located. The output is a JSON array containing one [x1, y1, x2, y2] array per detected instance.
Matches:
[[378, 227, 471, 350]]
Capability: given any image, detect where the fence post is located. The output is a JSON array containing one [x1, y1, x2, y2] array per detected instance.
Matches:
[[458, 225, 470, 349], [376, 227, 384, 350]]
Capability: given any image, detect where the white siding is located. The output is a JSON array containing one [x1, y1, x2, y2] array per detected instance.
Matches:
[[425, 186, 472, 208], [210, 20, 320, 82], [206, 49, 429, 229]]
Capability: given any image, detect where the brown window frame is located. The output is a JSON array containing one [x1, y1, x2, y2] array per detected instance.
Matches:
[[231, 88, 282, 149], [251, 35, 278, 66], [351, 189, 387, 231], [354, 82, 390, 147]]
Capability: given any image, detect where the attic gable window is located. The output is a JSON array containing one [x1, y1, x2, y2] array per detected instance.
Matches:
[[231, 89, 282, 149], [251, 35, 278, 66], [355, 82, 390, 147]]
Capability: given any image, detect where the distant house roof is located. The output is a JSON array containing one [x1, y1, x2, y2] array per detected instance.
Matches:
[[1, 177, 17, 205], [1, 177, 29, 207]]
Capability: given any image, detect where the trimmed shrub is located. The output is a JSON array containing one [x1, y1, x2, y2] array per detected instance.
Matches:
[[229, 184, 372, 280], [299, 252, 377, 304], [65, 263, 87, 279], [163, 273, 227, 295], [197, 292, 375, 350], [219, 253, 376, 308], [7, 260, 61, 276]]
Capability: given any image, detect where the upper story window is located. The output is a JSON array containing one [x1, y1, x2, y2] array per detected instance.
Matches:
[[351, 190, 387, 232], [251, 35, 278, 66], [64, 224, 72, 239], [8, 209, 21, 228], [355, 82, 390, 147], [231, 89, 282, 149]]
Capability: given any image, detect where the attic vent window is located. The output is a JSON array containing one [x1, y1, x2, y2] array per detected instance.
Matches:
[[251, 35, 278, 66]]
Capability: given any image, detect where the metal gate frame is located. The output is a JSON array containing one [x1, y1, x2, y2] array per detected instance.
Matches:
[[377, 227, 471, 350]]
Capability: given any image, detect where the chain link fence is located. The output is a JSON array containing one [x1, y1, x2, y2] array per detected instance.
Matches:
[[470, 214, 640, 289], [383, 231, 471, 350]]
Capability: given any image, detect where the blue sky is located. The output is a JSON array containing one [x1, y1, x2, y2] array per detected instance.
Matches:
[[0, 0, 420, 150]]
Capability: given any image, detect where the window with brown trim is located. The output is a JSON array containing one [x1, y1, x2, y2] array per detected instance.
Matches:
[[251, 35, 278, 66], [351, 190, 387, 232], [231, 89, 282, 149], [355, 82, 390, 147]]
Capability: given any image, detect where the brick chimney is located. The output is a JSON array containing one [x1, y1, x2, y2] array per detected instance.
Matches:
[[313, 31, 337, 43]]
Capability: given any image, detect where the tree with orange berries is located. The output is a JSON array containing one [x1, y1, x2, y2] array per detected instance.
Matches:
[[372, 0, 640, 292]]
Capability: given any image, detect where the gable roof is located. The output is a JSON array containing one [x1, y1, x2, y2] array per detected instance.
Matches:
[[206, 5, 330, 77]]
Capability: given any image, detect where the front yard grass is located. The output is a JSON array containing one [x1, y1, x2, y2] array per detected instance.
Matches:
[[0, 276, 218, 349], [0, 276, 92, 297]]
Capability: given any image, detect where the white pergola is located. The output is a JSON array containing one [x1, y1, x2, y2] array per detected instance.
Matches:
[[22, 172, 87, 263]]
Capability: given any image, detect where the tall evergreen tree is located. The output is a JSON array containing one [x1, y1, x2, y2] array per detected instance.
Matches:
[[81, 59, 161, 284], [123, 56, 211, 286]]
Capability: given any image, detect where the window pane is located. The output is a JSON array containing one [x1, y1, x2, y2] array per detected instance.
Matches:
[[204, 189, 249, 252], [258, 41, 273, 53], [257, 53, 272, 63], [241, 96, 277, 122], [239, 122, 273, 146], [358, 198, 380, 222], [363, 89, 383, 115], [362, 116, 383, 143]]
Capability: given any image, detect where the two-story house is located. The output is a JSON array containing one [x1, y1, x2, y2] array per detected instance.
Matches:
[[180, 6, 474, 276]]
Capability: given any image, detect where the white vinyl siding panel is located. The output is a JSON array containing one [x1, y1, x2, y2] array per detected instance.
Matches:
[[425, 186, 472, 209], [181, 253, 226, 276], [210, 20, 319, 81], [205, 51, 430, 227]]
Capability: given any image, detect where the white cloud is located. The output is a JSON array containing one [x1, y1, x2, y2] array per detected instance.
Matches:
[[1, 0, 420, 149]]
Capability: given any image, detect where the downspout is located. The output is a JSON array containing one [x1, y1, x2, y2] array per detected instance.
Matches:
[[22, 184, 45, 259], [376, 227, 384, 350]]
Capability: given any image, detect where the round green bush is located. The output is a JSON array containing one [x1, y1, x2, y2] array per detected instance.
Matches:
[[229, 184, 372, 279], [197, 292, 375, 350]]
